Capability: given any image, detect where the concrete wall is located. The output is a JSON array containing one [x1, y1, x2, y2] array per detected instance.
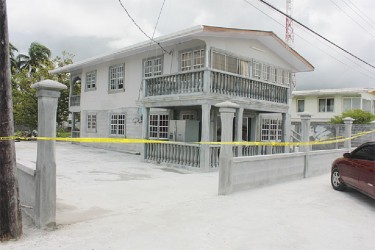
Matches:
[[16, 161, 36, 222], [230, 149, 346, 193]]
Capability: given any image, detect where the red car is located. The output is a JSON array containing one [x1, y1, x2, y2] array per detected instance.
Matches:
[[331, 141, 375, 199]]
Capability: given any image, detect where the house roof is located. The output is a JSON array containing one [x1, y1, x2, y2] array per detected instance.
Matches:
[[292, 88, 375, 97], [51, 25, 314, 74]]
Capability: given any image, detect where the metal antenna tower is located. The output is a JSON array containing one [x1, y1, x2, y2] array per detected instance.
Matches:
[[285, 0, 296, 88]]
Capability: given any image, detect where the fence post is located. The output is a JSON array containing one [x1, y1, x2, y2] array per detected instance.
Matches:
[[31, 80, 67, 229], [216, 101, 239, 195], [343, 117, 355, 151]]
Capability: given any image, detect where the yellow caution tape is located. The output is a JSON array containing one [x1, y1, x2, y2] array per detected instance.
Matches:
[[1, 129, 374, 147]]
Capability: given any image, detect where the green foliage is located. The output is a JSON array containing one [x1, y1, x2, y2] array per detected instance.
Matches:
[[330, 109, 375, 124], [11, 43, 74, 130], [56, 128, 71, 138]]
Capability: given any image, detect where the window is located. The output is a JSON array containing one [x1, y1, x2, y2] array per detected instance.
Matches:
[[144, 57, 162, 77], [86, 70, 96, 91], [149, 114, 169, 139], [363, 99, 371, 112], [180, 111, 196, 120], [277, 69, 283, 84], [87, 114, 97, 132], [212, 51, 226, 71], [343, 97, 360, 111], [239, 60, 250, 77], [270, 66, 276, 83], [318, 98, 334, 112], [212, 51, 250, 77], [262, 64, 269, 81], [297, 99, 305, 112], [352, 145, 375, 161], [110, 114, 126, 136], [109, 64, 125, 91], [261, 119, 282, 142], [283, 71, 291, 85], [181, 49, 205, 71], [253, 61, 261, 79]]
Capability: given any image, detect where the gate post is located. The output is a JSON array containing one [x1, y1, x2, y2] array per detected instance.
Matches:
[[31, 80, 66, 229], [216, 101, 239, 195], [343, 117, 355, 151], [299, 113, 311, 152]]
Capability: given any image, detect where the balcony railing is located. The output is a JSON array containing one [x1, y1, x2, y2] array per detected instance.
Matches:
[[70, 95, 81, 107], [145, 69, 288, 104]]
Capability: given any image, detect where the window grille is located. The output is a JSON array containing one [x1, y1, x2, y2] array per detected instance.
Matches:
[[110, 114, 126, 136], [109, 64, 124, 91]]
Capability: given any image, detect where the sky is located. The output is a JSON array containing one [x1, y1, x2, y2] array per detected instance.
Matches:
[[6, 0, 375, 90]]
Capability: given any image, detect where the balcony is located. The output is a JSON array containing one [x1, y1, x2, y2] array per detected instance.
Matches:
[[144, 69, 289, 104]]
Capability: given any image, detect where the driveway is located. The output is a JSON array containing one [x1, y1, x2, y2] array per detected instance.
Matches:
[[2, 141, 374, 250]]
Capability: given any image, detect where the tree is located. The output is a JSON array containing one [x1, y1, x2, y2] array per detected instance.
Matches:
[[0, 0, 23, 241], [12, 48, 74, 130], [330, 109, 375, 124], [9, 43, 18, 73], [16, 42, 52, 74]]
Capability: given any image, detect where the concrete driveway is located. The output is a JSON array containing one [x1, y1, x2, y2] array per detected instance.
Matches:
[[2, 141, 374, 250]]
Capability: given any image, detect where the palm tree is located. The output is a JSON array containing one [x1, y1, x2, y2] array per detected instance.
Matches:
[[9, 43, 18, 73], [17, 42, 52, 73]]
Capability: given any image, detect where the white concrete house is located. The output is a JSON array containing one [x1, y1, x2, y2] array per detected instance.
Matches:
[[52, 25, 314, 171], [291, 88, 375, 123]]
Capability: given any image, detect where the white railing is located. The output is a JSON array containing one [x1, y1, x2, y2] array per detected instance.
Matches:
[[145, 143, 200, 168], [144, 69, 289, 104], [209, 145, 220, 169]]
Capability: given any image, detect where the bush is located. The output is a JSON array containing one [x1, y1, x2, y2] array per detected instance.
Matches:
[[330, 109, 375, 124]]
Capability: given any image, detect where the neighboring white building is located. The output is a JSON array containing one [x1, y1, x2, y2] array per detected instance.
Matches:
[[52, 25, 314, 171], [291, 88, 375, 123]]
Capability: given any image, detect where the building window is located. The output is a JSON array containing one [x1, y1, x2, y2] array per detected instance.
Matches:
[[270, 66, 276, 83], [277, 69, 283, 84], [283, 71, 291, 85], [261, 119, 282, 142], [110, 114, 126, 136], [181, 49, 205, 72], [343, 97, 361, 111], [144, 56, 162, 78], [297, 99, 305, 112], [109, 64, 125, 91], [262, 64, 269, 81], [149, 114, 169, 139], [180, 111, 196, 120], [86, 70, 96, 91], [253, 61, 261, 79], [318, 98, 334, 112], [87, 113, 97, 132], [363, 99, 371, 112], [212, 51, 250, 77]]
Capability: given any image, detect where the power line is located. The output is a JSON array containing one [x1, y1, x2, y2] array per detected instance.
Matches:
[[151, 0, 166, 39], [328, 0, 375, 39], [344, 0, 375, 27], [117, 0, 170, 54], [341, 0, 375, 29], [242, 0, 375, 80], [257, 0, 375, 70]]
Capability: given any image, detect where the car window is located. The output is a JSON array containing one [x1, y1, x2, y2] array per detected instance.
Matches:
[[352, 144, 375, 161]]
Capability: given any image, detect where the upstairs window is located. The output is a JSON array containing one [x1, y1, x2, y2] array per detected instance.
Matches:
[[109, 64, 125, 91], [297, 99, 305, 112], [85, 70, 97, 91], [212, 51, 250, 77], [283, 71, 291, 85], [181, 49, 205, 71], [110, 114, 126, 136], [318, 98, 334, 112], [144, 56, 162, 78], [252, 61, 261, 79], [262, 64, 269, 81], [277, 69, 283, 84], [269, 66, 276, 83]]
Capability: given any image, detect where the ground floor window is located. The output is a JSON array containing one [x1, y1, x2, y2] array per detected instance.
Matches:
[[261, 119, 282, 142], [110, 114, 126, 136], [87, 113, 97, 132], [149, 114, 169, 139]]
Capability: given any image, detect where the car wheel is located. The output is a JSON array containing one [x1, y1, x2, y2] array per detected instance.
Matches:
[[331, 168, 345, 191]]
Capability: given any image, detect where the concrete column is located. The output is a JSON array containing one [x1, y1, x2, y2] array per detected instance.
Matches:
[[343, 117, 355, 150], [282, 113, 291, 153], [215, 101, 239, 195], [200, 104, 211, 172], [235, 108, 244, 156], [31, 80, 67, 229], [299, 113, 311, 153], [141, 107, 150, 158]]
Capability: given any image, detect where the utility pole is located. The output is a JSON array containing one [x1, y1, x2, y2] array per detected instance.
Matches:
[[0, 0, 23, 241]]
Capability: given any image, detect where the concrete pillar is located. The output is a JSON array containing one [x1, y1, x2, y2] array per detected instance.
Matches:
[[141, 107, 150, 158], [343, 117, 355, 150], [215, 101, 239, 195], [235, 108, 244, 156], [299, 113, 311, 153], [31, 79, 67, 229], [282, 113, 291, 153], [200, 104, 211, 172]]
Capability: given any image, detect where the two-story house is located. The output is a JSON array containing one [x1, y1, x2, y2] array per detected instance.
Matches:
[[52, 25, 314, 171], [291, 88, 375, 123]]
